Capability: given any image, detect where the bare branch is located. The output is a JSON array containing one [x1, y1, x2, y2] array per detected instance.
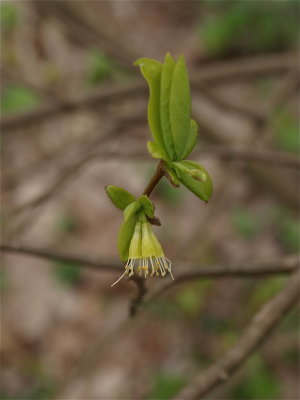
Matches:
[[172, 270, 300, 400], [0, 243, 120, 272], [2, 245, 297, 281], [143, 160, 165, 196], [145, 255, 300, 303], [199, 145, 300, 170], [193, 52, 297, 84], [11, 143, 299, 234], [129, 276, 148, 317], [1, 80, 145, 131]]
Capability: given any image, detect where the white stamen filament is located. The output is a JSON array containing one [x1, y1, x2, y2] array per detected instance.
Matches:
[[111, 255, 173, 286]]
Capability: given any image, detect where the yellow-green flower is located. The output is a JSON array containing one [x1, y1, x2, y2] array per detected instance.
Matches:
[[111, 221, 173, 286]]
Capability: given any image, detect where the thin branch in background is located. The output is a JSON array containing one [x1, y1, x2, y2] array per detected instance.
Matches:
[[193, 52, 297, 84], [0, 80, 145, 132], [0, 243, 120, 272], [198, 145, 300, 170], [1, 52, 297, 132], [192, 81, 265, 124], [34, 1, 137, 68], [2, 241, 297, 289], [5, 114, 145, 239], [9, 142, 300, 233], [129, 276, 148, 317], [13, 142, 300, 216], [148, 254, 300, 300], [172, 270, 300, 400], [182, 67, 299, 260]]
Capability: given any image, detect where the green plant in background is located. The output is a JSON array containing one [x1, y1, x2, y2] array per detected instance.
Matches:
[[230, 354, 281, 399], [106, 53, 213, 286], [53, 261, 82, 286], [0, 267, 9, 291], [273, 207, 300, 253], [87, 49, 114, 85], [1, 85, 39, 115], [231, 207, 262, 240], [199, 0, 299, 57], [0, 2, 18, 32], [148, 371, 186, 400], [272, 109, 299, 154]]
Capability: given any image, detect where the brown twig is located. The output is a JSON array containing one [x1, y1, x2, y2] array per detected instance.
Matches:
[[199, 145, 300, 170], [143, 160, 165, 197], [139, 255, 300, 310], [13, 143, 299, 221], [34, 1, 136, 68], [1, 244, 297, 281], [1, 80, 145, 131], [0, 243, 120, 272], [129, 276, 147, 317], [172, 270, 300, 400]]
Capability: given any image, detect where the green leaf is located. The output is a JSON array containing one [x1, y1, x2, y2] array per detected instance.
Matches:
[[181, 119, 198, 159], [105, 185, 136, 210], [160, 52, 176, 160], [169, 55, 191, 160], [147, 141, 169, 161], [172, 160, 213, 202], [134, 58, 165, 152], [117, 214, 137, 261], [123, 201, 141, 221], [138, 195, 155, 218]]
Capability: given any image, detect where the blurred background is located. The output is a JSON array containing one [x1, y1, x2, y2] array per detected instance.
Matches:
[[1, 1, 299, 399]]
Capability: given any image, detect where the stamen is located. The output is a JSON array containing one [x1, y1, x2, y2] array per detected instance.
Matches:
[[150, 257, 155, 276], [156, 256, 166, 276], [111, 270, 127, 287]]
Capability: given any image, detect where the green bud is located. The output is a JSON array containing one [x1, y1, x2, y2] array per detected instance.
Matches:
[[189, 169, 207, 182]]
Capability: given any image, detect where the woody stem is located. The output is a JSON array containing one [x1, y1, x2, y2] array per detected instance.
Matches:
[[143, 160, 165, 197]]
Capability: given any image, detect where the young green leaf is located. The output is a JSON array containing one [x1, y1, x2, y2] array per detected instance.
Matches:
[[124, 201, 141, 221], [117, 214, 137, 261], [133, 58, 166, 153], [169, 55, 191, 160], [138, 195, 155, 218], [105, 185, 136, 210], [172, 160, 213, 202], [181, 119, 198, 159], [160, 52, 176, 160]]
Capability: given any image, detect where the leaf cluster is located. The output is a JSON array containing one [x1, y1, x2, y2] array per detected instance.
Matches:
[[134, 53, 213, 202]]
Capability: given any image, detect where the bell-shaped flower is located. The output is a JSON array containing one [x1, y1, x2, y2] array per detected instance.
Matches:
[[111, 221, 173, 286]]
